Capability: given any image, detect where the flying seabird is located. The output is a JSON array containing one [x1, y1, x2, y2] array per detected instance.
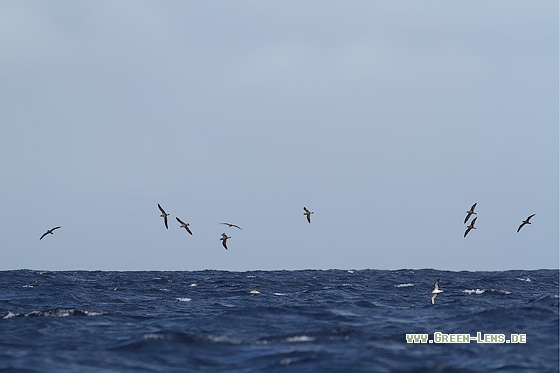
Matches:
[[303, 207, 314, 223], [158, 204, 169, 229], [464, 203, 477, 224], [464, 217, 477, 237], [248, 286, 260, 295], [176, 217, 193, 235], [186, 280, 201, 291], [517, 214, 535, 233], [39, 227, 61, 240], [220, 233, 231, 250], [25, 277, 43, 286], [431, 279, 443, 305], [113, 283, 122, 291], [220, 222, 242, 230]]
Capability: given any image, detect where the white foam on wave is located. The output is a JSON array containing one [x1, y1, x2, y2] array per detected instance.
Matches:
[[19, 309, 104, 317], [516, 277, 531, 282], [347, 270, 354, 274], [206, 335, 242, 344], [463, 289, 485, 295], [143, 333, 165, 340], [246, 275, 256, 278], [491, 289, 512, 295], [83, 310, 104, 316], [273, 293, 286, 296], [280, 357, 306, 366], [176, 297, 191, 302], [3, 312, 18, 319], [330, 308, 359, 317], [396, 283, 414, 288], [287, 335, 315, 343]]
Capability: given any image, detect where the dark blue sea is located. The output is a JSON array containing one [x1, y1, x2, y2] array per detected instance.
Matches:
[[0, 269, 558, 372]]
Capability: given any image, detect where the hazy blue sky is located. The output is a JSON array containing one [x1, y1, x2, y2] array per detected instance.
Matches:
[[1, 1, 558, 271]]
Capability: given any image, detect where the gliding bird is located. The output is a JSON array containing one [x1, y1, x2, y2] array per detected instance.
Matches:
[[464, 203, 477, 224], [517, 214, 535, 233], [40, 227, 61, 240], [158, 204, 169, 229], [303, 207, 314, 223], [176, 217, 193, 235], [464, 217, 477, 237]]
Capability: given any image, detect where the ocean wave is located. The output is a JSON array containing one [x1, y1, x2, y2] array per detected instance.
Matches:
[[3, 311, 18, 319], [0, 269, 556, 372], [286, 335, 315, 343], [463, 289, 485, 295], [4, 308, 104, 318], [142, 333, 165, 340], [490, 288, 512, 295]]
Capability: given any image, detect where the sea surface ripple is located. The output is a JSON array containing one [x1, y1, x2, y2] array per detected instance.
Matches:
[[0, 269, 558, 372]]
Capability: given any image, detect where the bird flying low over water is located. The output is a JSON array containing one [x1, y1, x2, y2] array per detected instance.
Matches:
[[303, 207, 314, 223], [464, 203, 477, 224], [25, 277, 44, 286], [40, 227, 61, 240], [248, 286, 260, 295], [186, 280, 201, 291], [431, 279, 443, 305], [517, 214, 535, 233], [176, 217, 193, 235], [220, 222, 242, 230], [464, 217, 477, 237], [220, 233, 231, 250], [158, 204, 169, 229]]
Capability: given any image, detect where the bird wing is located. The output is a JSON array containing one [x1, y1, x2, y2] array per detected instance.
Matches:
[[164, 216, 168, 229], [186, 226, 193, 235], [471, 203, 477, 211], [470, 217, 477, 226], [434, 279, 440, 291], [431, 293, 437, 304], [51, 226, 61, 231], [39, 232, 48, 240], [176, 217, 185, 225], [303, 207, 309, 213], [517, 223, 525, 233], [158, 204, 166, 214], [222, 239, 228, 250], [222, 223, 242, 230], [306, 214, 311, 223], [26, 277, 42, 285], [464, 212, 472, 224], [464, 227, 471, 237], [527, 214, 536, 222]]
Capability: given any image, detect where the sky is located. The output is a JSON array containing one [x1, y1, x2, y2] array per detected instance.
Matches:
[[0, 1, 558, 271]]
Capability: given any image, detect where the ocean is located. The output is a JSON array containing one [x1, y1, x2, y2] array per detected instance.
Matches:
[[0, 269, 558, 372]]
